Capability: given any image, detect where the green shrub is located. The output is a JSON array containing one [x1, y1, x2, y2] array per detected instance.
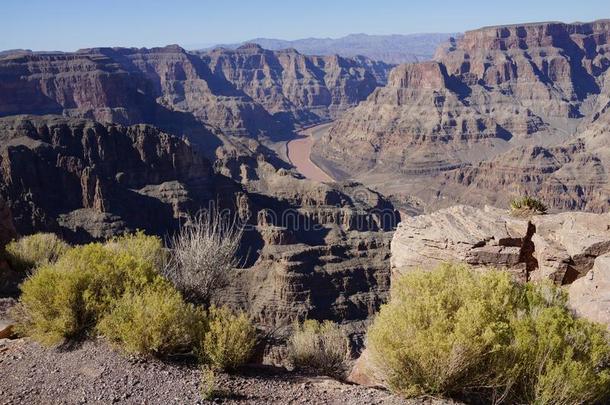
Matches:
[[98, 282, 205, 357], [13, 243, 161, 345], [288, 319, 349, 378], [200, 366, 219, 401], [5, 233, 70, 271], [104, 231, 166, 270], [11, 264, 93, 345], [510, 196, 548, 216], [366, 264, 610, 403], [498, 283, 610, 404], [198, 306, 256, 371]]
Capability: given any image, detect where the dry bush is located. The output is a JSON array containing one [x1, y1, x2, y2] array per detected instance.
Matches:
[[366, 263, 610, 403], [198, 306, 256, 371], [288, 319, 350, 379], [5, 233, 70, 271], [164, 211, 243, 306]]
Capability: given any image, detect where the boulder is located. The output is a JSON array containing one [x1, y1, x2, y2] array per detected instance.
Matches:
[[391, 205, 532, 281], [391, 205, 610, 284], [530, 212, 610, 284], [569, 254, 610, 330]]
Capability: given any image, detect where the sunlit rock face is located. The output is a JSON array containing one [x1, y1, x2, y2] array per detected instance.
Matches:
[[313, 20, 610, 213]]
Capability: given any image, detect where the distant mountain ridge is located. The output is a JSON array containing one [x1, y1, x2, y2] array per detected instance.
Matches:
[[201, 33, 457, 64]]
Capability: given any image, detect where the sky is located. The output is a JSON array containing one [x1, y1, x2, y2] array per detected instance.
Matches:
[[2, 0, 609, 51]]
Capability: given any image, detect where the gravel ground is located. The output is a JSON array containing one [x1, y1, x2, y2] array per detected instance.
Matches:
[[0, 338, 457, 405]]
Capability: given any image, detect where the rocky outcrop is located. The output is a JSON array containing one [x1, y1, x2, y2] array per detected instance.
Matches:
[[0, 115, 221, 241], [0, 198, 16, 248], [216, 150, 399, 349], [200, 44, 391, 127], [391, 205, 610, 284], [0, 198, 18, 296], [313, 20, 610, 213], [0, 46, 281, 139], [569, 254, 610, 329]]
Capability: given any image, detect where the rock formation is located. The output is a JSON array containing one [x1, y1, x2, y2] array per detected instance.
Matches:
[[0, 197, 18, 296], [200, 44, 391, 126], [0, 44, 388, 140], [313, 20, 610, 213], [0, 198, 16, 248], [0, 115, 222, 240], [391, 205, 610, 285], [205, 33, 456, 64], [569, 254, 610, 329]]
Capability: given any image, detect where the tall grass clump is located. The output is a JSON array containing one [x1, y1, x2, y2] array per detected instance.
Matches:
[[366, 263, 610, 403], [5, 233, 70, 271], [288, 319, 349, 378], [509, 196, 548, 216], [164, 211, 243, 306]]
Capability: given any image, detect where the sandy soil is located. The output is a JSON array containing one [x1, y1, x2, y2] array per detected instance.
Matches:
[[287, 124, 334, 183]]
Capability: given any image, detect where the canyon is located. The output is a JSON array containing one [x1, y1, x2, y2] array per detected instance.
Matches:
[[2, 18, 610, 374], [313, 20, 610, 214]]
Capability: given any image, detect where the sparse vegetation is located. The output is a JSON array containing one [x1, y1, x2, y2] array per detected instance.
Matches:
[[198, 306, 256, 371], [509, 196, 548, 216], [164, 211, 243, 306], [200, 366, 219, 401], [367, 263, 610, 403], [12, 238, 161, 345], [12, 230, 258, 368], [288, 319, 350, 379], [5, 233, 70, 271], [98, 281, 205, 356]]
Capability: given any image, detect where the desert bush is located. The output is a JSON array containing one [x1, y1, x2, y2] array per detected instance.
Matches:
[[200, 366, 219, 401], [5, 233, 70, 271], [98, 281, 205, 357], [288, 319, 349, 378], [198, 306, 256, 370], [509, 196, 547, 216], [13, 243, 161, 345], [11, 263, 93, 345], [104, 231, 166, 270], [164, 211, 243, 306], [497, 283, 610, 404], [366, 264, 610, 403]]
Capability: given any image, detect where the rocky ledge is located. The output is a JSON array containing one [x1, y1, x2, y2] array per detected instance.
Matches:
[[390, 205, 610, 329]]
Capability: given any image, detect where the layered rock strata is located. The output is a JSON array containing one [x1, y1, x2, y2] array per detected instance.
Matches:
[[313, 20, 610, 212]]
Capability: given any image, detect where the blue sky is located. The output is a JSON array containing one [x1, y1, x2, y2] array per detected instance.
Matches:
[[2, 0, 609, 51]]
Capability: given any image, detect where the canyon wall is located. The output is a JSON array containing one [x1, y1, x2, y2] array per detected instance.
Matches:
[[313, 20, 610, 213]]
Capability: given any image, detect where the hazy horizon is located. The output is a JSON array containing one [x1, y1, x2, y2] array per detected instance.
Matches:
[[2, 0, 609, 52]]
